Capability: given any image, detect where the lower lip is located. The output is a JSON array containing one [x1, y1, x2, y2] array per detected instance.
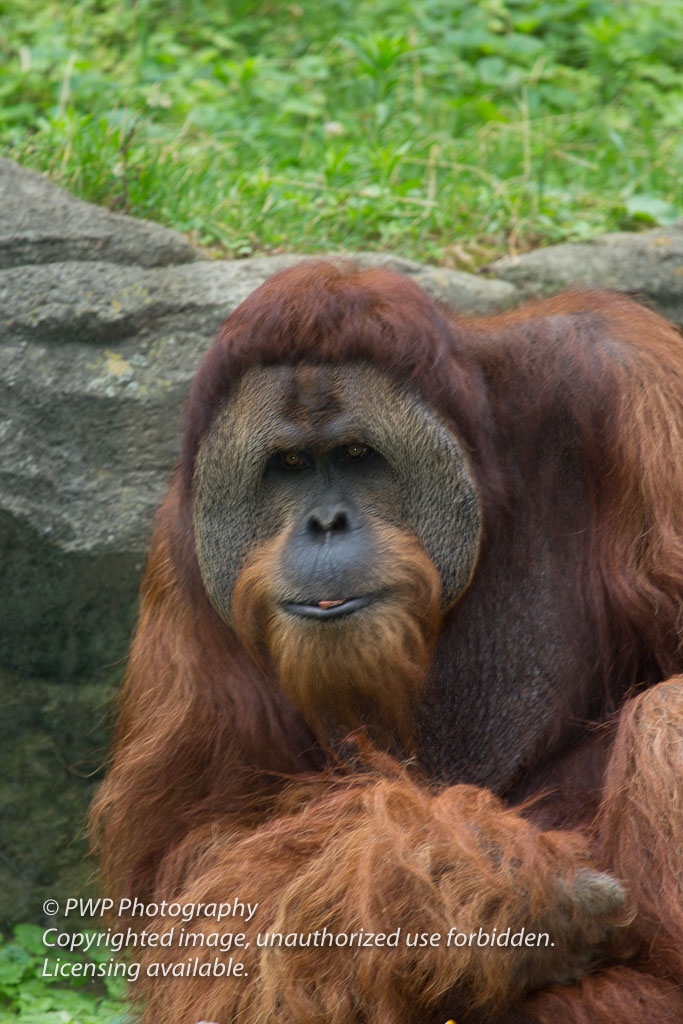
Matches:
[[282, 596, 373, 620]]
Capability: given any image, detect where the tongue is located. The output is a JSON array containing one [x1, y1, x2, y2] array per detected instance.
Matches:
[[318, 599, 346, 610]]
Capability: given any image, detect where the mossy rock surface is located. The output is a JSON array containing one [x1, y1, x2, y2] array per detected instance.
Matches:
[[0, 666, 121, 930]]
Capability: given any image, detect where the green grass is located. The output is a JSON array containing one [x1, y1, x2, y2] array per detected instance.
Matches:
[[0, 926, 130, 1023], [1, 0, 682, 263]]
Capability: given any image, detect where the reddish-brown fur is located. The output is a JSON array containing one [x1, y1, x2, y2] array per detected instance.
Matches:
[[91, 263, 683, 1023], [232, 523, 442, 748]]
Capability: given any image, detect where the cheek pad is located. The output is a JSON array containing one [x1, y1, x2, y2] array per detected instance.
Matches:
[[192, 363, 482, 623]]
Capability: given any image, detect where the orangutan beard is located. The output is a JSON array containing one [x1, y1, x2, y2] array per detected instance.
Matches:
[[231, 525, 442, 750]]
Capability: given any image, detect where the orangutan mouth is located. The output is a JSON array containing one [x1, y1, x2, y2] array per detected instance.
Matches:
[[282, 596, 373, 619]]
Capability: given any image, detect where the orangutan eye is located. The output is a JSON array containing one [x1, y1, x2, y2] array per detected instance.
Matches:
[[344, 444, 369, 460], [280, 451, 306, 469]]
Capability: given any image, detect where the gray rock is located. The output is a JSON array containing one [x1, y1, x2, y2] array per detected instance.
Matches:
[[0, 157, 201, 268], [0, 666, 110, 927], [0, 255, 304, 679], [488, 225, 683, 324]]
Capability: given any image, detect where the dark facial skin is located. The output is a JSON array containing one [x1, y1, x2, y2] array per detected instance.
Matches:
[[266, 442, 391, 619]]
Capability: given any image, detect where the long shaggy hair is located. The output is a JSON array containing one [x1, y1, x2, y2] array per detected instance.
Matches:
[[126, 772, 629, 1024], [232, 523, 442, 748], [91, 262, 683, 1024]]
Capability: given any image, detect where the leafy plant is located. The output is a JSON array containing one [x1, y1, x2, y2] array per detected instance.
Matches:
[[0, 1, 680, 264], [0, 925, 130, 1023]]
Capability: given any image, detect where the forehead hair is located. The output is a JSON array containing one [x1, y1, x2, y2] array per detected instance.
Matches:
[[179, 261, 485, 496]]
